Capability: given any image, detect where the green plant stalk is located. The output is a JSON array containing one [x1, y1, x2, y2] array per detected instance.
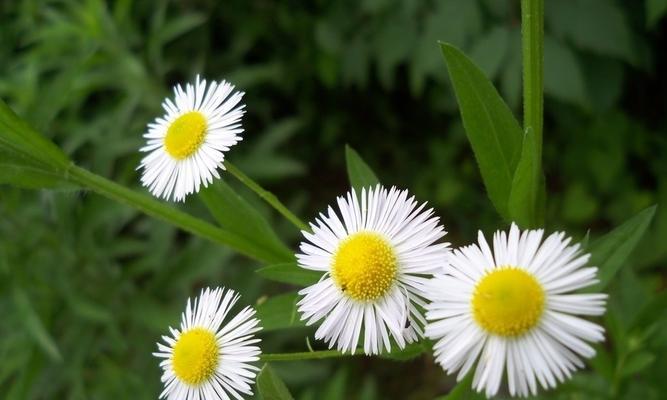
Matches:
[[518, 0, 545, 227], [260, 350, 357, 362], [224, 161, 310, 232], [521, 0, 544, 162], [68, 165, 275, 262]]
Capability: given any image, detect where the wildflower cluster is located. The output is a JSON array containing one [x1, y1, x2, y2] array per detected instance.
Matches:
[[148, 77, 606, 399]]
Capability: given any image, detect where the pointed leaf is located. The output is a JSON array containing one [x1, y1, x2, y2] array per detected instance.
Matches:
[[507, 128, 544, 227], [440, 43, 523, 220], [0, 151, 77, 190], [589, 205, 657, 290], [256, 263, 323, 286], [345, 145, 379, 191], [0, 98, 70, 170], [199, 180, 293, 264], [257, 363, 295, 400]]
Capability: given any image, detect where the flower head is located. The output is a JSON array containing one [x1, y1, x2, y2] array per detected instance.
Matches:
[[297, 185, 450, 355], [139, 76, 244, 201], [154, 287, 261, 400], [426, 224, 607, 397]]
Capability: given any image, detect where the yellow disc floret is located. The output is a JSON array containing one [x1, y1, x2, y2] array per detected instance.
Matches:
[[164, 111, 208, 159], [332, 232, 398, 302], [172, 328, 219, 386], [472, 267, 545, 337]]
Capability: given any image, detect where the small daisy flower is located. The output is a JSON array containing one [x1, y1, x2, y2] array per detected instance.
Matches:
[[139, 76, 245, 201], [426, 223, 607, 397], [297, 185, 450, 355], [154, 287, 261, 400]]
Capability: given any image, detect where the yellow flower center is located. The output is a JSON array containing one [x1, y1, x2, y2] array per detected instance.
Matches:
[[472, 267, 545, 337], [331, 232, 398, 302], [164, 111, 208, 159], [172, 328, 219, 386]]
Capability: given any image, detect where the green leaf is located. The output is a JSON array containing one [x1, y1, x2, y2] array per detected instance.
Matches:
[[68, 165, 283, 263], [588, 205, 657, 290], [440, 43, 523, 221], [0, 98, 70, 171], [647, 0, 667, 28], [345, 145, 379, 192], [581, 229, 591, 249], [256, 292, 306, 332], [256, 263, 323, 286], [199, 180, 293, 264], [436, 371, 485, 400], [507, 128, 544, 228], [12, 286, 62, 362], [0, 151, 77, 190], [257, 363, 295, 400]]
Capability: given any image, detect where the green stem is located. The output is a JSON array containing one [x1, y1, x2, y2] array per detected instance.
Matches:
[[260, 350, 356, 362], [521, 0, 544, 163], [68, 165, 277, 263], [224, 161, 310, 232]]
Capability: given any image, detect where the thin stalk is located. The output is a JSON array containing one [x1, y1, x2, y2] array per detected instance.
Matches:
[[68, 165, 278, 263], [260, 350, 357, 362], [521, 0, 544, 162], [224, 161, 310, 232]]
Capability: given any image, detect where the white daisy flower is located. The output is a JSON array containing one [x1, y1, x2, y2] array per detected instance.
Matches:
[[297, 185, 450, 355], [154, 287, 262, 400], [139, 76, 244, 201], [426, 223, 607, 398]]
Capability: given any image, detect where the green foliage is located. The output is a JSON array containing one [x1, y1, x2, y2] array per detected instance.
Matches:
[[0, 99, 70, 170], [0, 150, 76, 189], [440, 43, 523, 222], [543, 35, 587, 108], [0, 0, 665, 399], [435, 372, 485, 400], [546, 0, 636, 65], [647, 0, 667, 27], [199, 180, 293, 263], [11, 286, 62, 362], [508, 127, 545, 228], [589, 205, 657, 291], [256, 292, 305, 332], [256, 263, 322, 286], [345, 145, 380, 192], [257, 363, 295, 400], [378, 340, 431, 362]]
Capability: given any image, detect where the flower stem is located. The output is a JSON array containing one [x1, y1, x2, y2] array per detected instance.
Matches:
[[260, 350, 357, 362], [224, 161, 310, 232], [521, 0, 544, 164], [68, 165, 277, 262]]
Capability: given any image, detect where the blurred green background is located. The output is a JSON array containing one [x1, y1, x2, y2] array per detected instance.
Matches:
[[1, 0, 666, 399]]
